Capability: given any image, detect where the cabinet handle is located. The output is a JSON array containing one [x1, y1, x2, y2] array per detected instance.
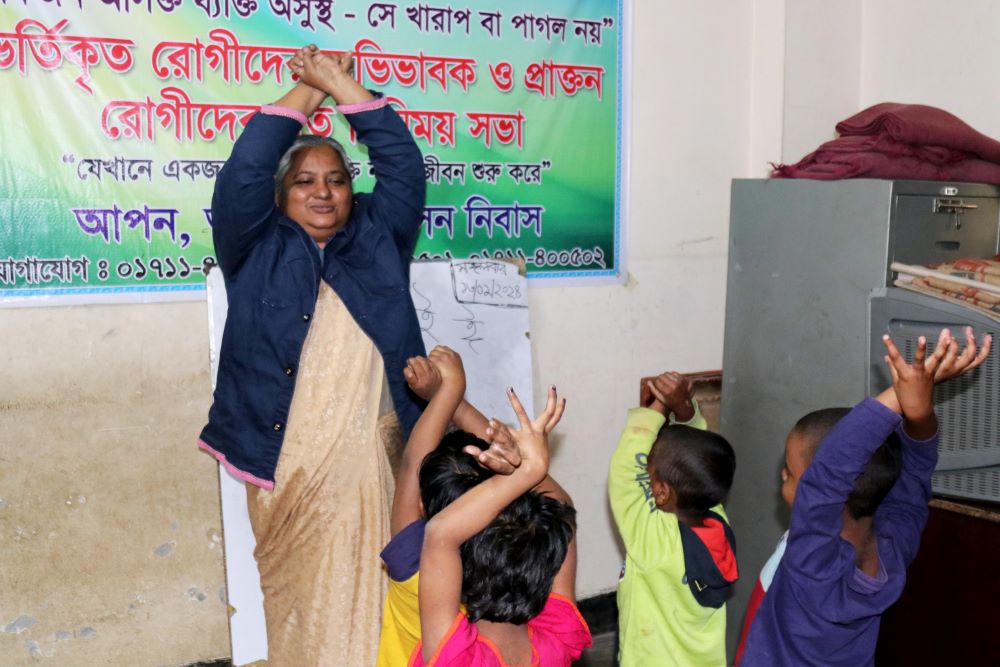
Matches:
[[933, 198, 978, 214]]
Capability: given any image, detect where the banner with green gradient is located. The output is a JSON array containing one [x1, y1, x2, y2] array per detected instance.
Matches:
[[0, 0, 623, 303]]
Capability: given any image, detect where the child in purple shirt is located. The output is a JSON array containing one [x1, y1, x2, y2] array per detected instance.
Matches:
[[741, 328, 991, 666]]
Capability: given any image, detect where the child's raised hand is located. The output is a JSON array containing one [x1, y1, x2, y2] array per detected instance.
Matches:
[[403, 356, 441, 400], [463, 386, 566, 474], [503, 386, 561, 478], [645, 372, 695, 421], [468, 419, 520, 474], [428, 346, 466, 395], [931, 326, 992, 383], [882, 330, 951, 440]]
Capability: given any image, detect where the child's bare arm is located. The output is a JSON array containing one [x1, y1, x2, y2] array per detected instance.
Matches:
[[406, 363, 492, 441], [550, 534, 578, 599], [390, 347, 465, 537], [419, 388, 557, 661]]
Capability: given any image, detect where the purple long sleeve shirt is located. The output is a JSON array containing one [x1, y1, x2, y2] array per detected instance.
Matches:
[[741, 397, 938, 666]]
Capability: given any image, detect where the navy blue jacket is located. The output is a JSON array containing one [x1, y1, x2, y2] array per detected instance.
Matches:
[[198, 99, 427, 487]]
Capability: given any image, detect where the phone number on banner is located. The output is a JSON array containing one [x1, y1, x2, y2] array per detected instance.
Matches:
[[416, 245, 607, 270]]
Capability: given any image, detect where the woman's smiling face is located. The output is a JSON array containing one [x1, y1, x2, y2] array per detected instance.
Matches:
[[282, 145, 353, 247]]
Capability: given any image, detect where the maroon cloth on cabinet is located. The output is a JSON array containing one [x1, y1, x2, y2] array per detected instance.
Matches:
[[836, 102, 1000, 164], [773, 148, 1000, 184], [773, 102, 1000, 184]]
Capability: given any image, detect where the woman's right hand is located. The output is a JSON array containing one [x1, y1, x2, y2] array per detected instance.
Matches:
[[292, 45, 374, 106]]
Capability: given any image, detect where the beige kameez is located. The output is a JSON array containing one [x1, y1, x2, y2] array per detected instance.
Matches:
[[246, 281, 402, 667]]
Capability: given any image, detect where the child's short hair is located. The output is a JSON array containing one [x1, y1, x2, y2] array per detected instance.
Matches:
[[792, 408, 851, 453], [649, 425, 735, 517], [418, 429, 576, 625], [419, 430, 492, 518], [846, 433, 902, 518], [461, 491, 576, 624], [793, 408, 903, 519]]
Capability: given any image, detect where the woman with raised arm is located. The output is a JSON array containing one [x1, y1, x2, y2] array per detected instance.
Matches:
[[196, 46, 426, 666]]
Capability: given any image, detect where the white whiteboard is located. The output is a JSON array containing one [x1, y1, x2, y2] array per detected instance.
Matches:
[[206, 259, 532, 665]]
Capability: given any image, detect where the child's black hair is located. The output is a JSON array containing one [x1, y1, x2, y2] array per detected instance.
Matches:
[[648, 425, 735, 517], [461, 491, 576, 624], [419, 430, 493, 518], [792, 408, 851, 457], [418, 429, 576, 625], [846, 433, 902, 518], [793, 408, 904, 519]]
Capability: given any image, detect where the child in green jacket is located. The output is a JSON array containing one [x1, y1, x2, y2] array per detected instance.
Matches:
[[609, 371, 738, 667]]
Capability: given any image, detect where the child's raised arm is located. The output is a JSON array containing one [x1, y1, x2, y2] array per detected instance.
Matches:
[[874, 327, 991, 562], [390, 346, 466, 537], [418, 388, 558, 661]]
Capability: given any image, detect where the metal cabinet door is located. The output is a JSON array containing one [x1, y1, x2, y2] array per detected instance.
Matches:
[[890, 194, 1000, 270]]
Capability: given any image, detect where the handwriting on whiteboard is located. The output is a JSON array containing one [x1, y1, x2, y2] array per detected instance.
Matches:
[[410, 259, 528, 357], [451, 260, 528, 308]]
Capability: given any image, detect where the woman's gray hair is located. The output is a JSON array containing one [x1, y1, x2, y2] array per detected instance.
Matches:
[[274, 134, 353, 208]]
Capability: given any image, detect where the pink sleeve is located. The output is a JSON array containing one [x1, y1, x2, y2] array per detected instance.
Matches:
[[527, 594, 593, 663], [337, 96, 389, 114], [259, 105, 307, 125], [408, 613, 496, 667]]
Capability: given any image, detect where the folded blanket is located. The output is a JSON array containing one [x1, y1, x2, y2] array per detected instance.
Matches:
[[808, 134, 966, 165], [773, 148, 1000, 184], [836, 102, 1000, 164], [774, 103, 1000, 183]]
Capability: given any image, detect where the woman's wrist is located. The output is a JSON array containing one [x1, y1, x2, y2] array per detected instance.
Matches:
[[323, 73, 374, 106]]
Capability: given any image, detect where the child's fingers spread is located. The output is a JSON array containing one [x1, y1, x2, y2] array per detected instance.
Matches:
[[885, 354, 901, 384], [489, 422, 515, 446], [535, 386, 558, 428], [913, 335, 927, 368], [882, 334, 904, 365], [925, 331, 950, 374], [462, 445, 484, 459], [506, 387, 531, 427], [485, 439, 521, 468], [544, 398, 566, 434], [968, 333, 993, 370], [477, 451, 516, 475]]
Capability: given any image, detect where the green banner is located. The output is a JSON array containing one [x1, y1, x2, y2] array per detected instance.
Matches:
[[0, 0, 623, 303]]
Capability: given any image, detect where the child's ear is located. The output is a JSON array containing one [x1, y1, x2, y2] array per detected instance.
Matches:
[[651, 477, 672, 508]]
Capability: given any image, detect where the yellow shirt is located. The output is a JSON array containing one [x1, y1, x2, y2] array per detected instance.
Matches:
[[376, 520, 424, 667]]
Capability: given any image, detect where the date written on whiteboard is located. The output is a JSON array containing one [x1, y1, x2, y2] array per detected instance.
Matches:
[[450, 260, 528, 308]]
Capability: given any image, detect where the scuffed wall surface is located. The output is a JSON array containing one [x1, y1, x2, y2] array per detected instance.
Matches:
[[0, 301, 228, 666]]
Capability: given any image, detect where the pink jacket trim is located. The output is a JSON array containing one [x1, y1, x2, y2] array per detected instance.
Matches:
[[198, 439, 275, 490], [337, 96, 388, 114], [259, 104, 308, 126]]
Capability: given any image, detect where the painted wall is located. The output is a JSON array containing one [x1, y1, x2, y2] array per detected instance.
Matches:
[[0, 302, 228, 666]]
